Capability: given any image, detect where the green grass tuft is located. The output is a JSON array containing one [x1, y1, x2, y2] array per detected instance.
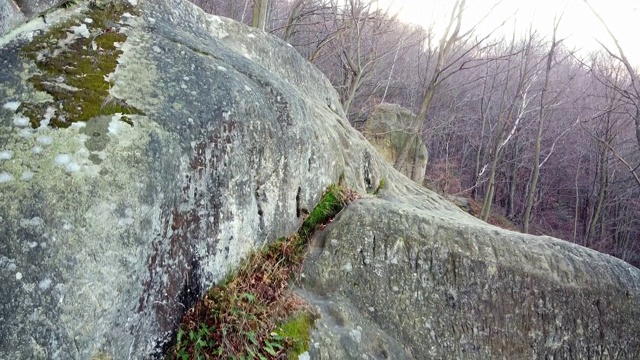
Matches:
[[168, 184, 354, 359]]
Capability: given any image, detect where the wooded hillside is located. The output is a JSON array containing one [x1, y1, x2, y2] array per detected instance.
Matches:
[[193, 0, 640, 267]]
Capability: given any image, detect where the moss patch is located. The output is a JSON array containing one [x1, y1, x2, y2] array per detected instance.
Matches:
[[274, 312, 316, 358], [169, 185, 354, 359], [18, 1, 143, 128]]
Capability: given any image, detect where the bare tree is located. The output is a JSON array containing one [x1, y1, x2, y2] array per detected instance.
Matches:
[[522, 16, 562, 233], [252, 0, 269, 30]]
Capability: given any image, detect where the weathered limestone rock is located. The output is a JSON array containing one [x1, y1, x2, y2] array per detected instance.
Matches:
[[302, 197, 640, 359], [0, 0, 638, 359], [364, 103, 428, 183], [0, 0, 423, 358]]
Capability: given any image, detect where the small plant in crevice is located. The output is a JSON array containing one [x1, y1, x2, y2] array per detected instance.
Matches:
[[168, 184, 353, 359], [373, 178, 386, 195]]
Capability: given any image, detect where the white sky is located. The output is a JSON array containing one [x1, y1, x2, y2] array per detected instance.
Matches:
[[377, 0, 640, 66]]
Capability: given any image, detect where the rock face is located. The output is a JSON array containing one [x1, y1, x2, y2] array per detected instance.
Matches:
[[364, 103, 428, 183], [0, 0, 68, 36], [302, 198, 640, 359], [0, 1, 638, 360]]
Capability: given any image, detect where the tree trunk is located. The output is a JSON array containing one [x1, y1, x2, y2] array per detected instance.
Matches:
[[522, 19, 559, 233], [251, 0, 269, 31]]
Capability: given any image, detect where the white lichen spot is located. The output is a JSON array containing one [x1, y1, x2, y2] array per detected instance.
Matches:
[[38, 119, 50, 128], [8, 263, 17, 272], [62, 222, 73, 231], [298, 352, 310, 360], [70, 122, 86, 129], [183, 76, 190, 81], [41, 106, 56, 124], [0, 172, 13, 183], [71, 23, 90, 38], [3, 101, 20, 111], [21, 171, 34, 181], [13, 115, 30, 127], [0, 150, 13, 160], [152, 45, 162, 53], [54, 154, 72, 167], [118, 217, 134, 226], [36, 136, 53, 145], [19, 128, 34, 138], [108, 117, 124, 134], [30, 217, 44, 227], [65, 162, 80, 173], [217, 65, 227, 72], [16, 272, 22, 280], [349, 328, 362, 343], [38, 279, 52, 290], [180, 83, 187, 89], [31, 146, 43, 154], [29, 242, 38, 248], [247, 33, 255, 38], [341, 262, 353, 273], [84, 18, 93, 24], [76, 148, 89, 158]]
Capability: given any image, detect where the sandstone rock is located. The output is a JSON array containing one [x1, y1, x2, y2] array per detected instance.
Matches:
[[0, 0, 407, 357], [301, 197, 640, 359], [0, 0, 638, 359], [364, 103, 428, 183]]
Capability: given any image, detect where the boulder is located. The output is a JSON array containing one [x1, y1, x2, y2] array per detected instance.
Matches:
[[302, 197, 640, 359], [0, 0, 403, 357], [364, 103, 428, 183], [0, 0, 638, 359]]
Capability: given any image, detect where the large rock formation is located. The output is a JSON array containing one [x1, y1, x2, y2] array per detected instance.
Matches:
[[364, 103, 428, 184], [0, 0, 638, 359], [302, 198, 640, 359]]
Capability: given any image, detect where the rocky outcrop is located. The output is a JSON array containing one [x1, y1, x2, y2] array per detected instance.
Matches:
[[364, 103, 428, 183], [302, 197, 640, 359], [0, 0, 414, 357], [0, 0, 638, 359]]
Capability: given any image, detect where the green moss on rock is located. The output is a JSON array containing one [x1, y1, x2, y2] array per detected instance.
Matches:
[[18, 2, 143, 128], [275, 312, 317, 359]]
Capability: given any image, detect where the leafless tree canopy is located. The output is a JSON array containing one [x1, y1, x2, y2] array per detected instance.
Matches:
[[189, 0, 640, 267]]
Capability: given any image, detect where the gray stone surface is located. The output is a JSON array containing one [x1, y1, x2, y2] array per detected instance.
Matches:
[[0, 0, 26, 35], [0, 0, 69, 36], [301, 197, 640, 359], [0, 0, 427, 358], [0, 0, 638, 359], [364, 103, 428, 183]]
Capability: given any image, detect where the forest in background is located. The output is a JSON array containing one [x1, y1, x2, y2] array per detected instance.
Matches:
[[189, 0, 640, 267]]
